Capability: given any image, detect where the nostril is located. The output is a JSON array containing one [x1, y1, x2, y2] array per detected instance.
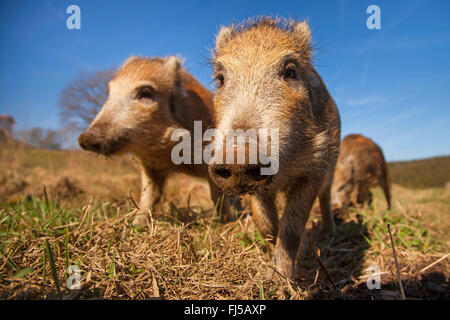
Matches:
[[245, 165, 266, 181], [90, 142, 101, 152], [78, 134, 88, 148], [78, 133, 101, 152], [214, 167, 232, 179]]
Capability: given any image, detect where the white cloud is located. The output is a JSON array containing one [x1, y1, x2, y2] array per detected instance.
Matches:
[[347, 96, 386, 107]]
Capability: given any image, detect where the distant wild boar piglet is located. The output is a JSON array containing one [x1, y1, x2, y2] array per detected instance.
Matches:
[[78, 56, 237, 225], [208, 18, 341, 279], [331, 134, 391, 215]]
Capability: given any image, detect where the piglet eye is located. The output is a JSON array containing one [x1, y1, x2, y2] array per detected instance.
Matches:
[[135, 86, 154, 100], [215, 74, 225, 87], [283, 63, 298, 80]]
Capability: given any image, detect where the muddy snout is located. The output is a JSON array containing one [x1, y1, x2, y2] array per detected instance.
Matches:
[[208, 143, 273, 195], [78, 129, 103, 153], [209, 163, 272, 195], [78, 128, 129, 156]]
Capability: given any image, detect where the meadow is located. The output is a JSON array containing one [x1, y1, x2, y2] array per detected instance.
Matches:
[[0, 142, 448, 299]]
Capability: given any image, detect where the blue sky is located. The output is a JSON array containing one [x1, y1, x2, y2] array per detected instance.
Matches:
[[0, 0, 449, 161]]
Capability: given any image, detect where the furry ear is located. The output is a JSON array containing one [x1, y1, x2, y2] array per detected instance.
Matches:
[[215, 26, 234, 51], [163, 56, 184, 121], [121, 55, 141, 69], [347, 156, 355, 176], [293, 20, 311, 44], [164, 55, 182, 79]]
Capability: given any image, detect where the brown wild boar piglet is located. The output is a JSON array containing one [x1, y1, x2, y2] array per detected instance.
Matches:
[[78, 56, 238, 225], [331, 134, 391, 215], [208, 18, 341, 279]]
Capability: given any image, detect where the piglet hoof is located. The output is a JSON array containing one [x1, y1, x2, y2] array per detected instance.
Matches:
[[271, 250, 296, 282], [264, 265, 276, 280], [264, 262, 288, 282], [263, 255, 282, 280], [132, 209, 151, 226]]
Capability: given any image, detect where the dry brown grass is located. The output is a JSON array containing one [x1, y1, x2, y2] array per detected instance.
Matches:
[[0, 146, 448, 299]]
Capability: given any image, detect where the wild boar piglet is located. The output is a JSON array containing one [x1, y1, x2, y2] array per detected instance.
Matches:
[[331, 134, 391, 216], [78, 56, 238, 225], [208, 17, 341, 279]]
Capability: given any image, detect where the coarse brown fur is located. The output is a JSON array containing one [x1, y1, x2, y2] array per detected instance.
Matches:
[[331, 134, 391, 216], [208, 17, 341, 279], [78, 56, 238, 225]]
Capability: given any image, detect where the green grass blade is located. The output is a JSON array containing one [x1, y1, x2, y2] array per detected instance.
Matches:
[[109, 248, 116, 278], [0, 247, 18, 270], [45, 207, 64, 230], [64, 232, 69, 274], [13, 267, 34, 279], [259, 281, 265, 300], [45, 239, 61, 295], [42, 244, 46, 283], [217, 195, 224, 223], [43, 186, 50, 212], [363, 235, 373, 246]]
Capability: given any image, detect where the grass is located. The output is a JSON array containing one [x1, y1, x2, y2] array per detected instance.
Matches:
[[0, 145, 449, 299]]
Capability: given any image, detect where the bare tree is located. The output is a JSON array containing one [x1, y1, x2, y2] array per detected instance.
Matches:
[[17, 127, 63, 150], [58, 69, 116, 132]]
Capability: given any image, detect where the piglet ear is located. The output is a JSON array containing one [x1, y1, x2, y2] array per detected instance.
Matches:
[[348, 157, 355, 176], [164, 55, 182, 78], [163, 56, 184, 122], [215, 26, 234, 51], [121, 55, 141, 69], [293, 20, 312, 44]]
